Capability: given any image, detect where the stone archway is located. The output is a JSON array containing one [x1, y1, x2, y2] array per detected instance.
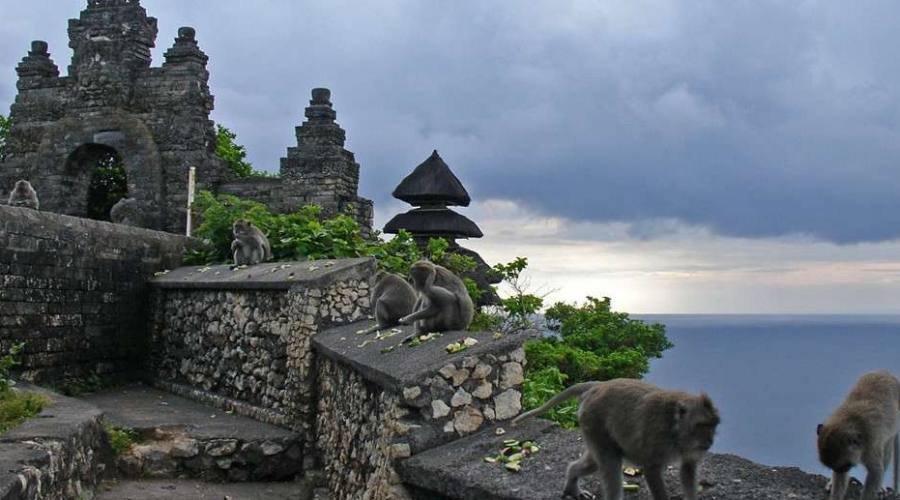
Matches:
[[64, 144, 128, 221], [32, 112, 164, 228]]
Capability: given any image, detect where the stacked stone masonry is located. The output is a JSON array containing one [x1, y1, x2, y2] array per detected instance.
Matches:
[[148, 259, 376, 465], [0, 386, 107, 500], [313, 323, 531, 500], [0, 205, 193, 383], [2, 0, 373, 234]]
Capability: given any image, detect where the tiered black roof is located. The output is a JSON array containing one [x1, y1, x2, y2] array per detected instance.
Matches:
[[384, 150, 482, 239], [392, 150, 471, 207]]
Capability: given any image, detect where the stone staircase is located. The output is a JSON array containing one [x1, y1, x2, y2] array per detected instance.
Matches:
[[83, 385, 315, 500]]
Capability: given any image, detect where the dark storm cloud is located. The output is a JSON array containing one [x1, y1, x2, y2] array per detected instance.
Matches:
[[3, 1, 900, 243]]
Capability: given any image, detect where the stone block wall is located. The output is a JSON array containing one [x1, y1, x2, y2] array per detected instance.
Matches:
[[313, 324, 532, 500], [148, 258, 375, 457], [0, 205, 193, 383]]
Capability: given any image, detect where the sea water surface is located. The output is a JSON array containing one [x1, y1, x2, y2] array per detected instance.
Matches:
[[636, 314, 900, 477]]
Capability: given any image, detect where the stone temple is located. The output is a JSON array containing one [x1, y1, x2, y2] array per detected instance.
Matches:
[[0, 0, 372, 233]]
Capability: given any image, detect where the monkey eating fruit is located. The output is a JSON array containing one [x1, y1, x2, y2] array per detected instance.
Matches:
[[357, 271, 417, 335], [231, 219, 272, 266], [7, 180, 39, 210]]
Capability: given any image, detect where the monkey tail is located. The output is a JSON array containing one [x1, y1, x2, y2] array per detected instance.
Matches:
[[511, 381, 602, 426]]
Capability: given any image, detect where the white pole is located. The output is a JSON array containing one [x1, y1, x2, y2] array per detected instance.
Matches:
[[186, 166, 196, 236]]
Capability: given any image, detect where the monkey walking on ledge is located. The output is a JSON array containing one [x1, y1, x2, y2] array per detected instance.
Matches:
[[817, 370, 900, 500], [7, 180, 39, 210], [512, 379, 720, 500]]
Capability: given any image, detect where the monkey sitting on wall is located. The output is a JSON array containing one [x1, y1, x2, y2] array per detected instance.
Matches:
[[231, 219, 272, 266], [818, 370, 900, 500], [109, 198, 144, 227], [7, 180, 39, 210], [513, 379, 720, 500], [399, 260, 474, 334], [358, 271, 417, 335]]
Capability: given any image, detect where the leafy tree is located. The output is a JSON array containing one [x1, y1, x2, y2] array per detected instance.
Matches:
[[86, 151, 127, 221], [0, 114, 10, 162], [215, 124, 275, 179], [522, 296, 672, 428]]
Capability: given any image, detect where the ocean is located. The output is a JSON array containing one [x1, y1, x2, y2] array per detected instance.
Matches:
[[636, 314, 900, 478]]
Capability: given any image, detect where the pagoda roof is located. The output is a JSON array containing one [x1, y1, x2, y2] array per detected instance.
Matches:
[[392, 150, 471, 207], [384, 207, 483, 239]]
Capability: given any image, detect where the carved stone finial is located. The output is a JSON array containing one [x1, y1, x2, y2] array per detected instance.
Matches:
[[177, 26, 196, 41], [311, 88, 332, 106], [30, 40, 49, 56]]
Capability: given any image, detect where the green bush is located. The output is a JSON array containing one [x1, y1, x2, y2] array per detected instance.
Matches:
[[185, 192, 490, 303], [0, 114, 9, 162], [104, 423, 138, 455], [522, 296, 672, 427], [0, 391, 47, 434], [0, 343, 48, 434]]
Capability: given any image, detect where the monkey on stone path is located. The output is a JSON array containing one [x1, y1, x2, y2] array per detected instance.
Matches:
[[7, 180, 39, 210], [513, 379, 720, 500], [231, 219, 272, 266], [357, 271, 417, 335], [818, 370, 900, 500], [399, 260, 474, 334]]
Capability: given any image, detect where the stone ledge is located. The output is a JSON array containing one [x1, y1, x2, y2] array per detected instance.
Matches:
[[399, 419, 835, 500], [313, 322, 537, 392], [0, 383, 107, 500], [150, 257, 375, 290]]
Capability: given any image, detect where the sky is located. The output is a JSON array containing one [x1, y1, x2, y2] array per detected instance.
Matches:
[[3, 1, 900, 313]]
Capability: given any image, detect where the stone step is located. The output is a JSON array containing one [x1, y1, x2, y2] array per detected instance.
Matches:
[[84, 385, 303, 482], [94, 479, 326, 500]]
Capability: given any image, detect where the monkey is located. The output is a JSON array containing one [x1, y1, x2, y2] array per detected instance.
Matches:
[[398, 260, 474, 334], [512, 379, 720, 500], [109, 197, 144, 227], [230, 219, 272, 266], [357, 271, 418, 335], [7, 180, 39, 210], [817, 370, 900, 500]]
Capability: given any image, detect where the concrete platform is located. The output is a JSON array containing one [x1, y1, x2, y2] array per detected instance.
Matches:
[[150, 258, 374, 290], [399, 419, 841, 500], [314, 321, 536, 391], [84, 385, 303, 482], [84, 385, 295, 441], [94, 479, 311, 500]]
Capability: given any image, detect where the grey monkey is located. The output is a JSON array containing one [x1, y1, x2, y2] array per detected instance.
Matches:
[[818, 370, 900, 500], [7, 180, 39, 210], [109, 198, 144, 227], [357, 271, 417, 335], [513, 379, 720, 500], [399, 260, 474, 334], [231, 219, 272, 266]]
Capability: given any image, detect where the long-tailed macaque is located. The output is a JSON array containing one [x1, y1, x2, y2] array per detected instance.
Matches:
[[357, 271, 417, 335], [109, 197, 144, 227], [399, 260, 474, 334], [7, 180, 39, 210], [818, 370, 900, 500], [513, 379, 720, 500], [231, 219, 272, 266]]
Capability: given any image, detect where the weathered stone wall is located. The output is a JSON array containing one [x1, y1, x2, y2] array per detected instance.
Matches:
[[1, 2, 373, 234], [0, 205, 193, 383], [313, 323, 531, 500], [0, 385, 108, 500], [148, 259, 375, 456]]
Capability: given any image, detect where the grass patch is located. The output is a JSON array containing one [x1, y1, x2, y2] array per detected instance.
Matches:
[[0, 390, 49, 434], [51, 373, 117, 397], [104, 422, 138, 455]]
